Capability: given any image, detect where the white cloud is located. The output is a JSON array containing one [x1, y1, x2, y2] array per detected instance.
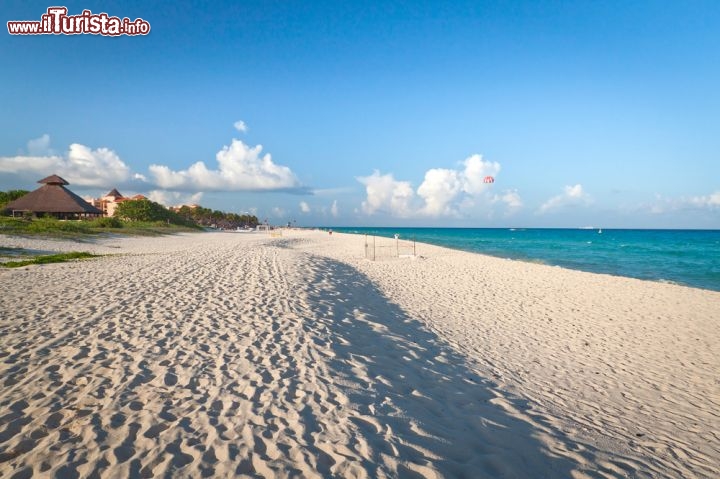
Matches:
[[2, 130, 301, 196], [688, 191, 720, 208], [272, 207, 287, 218], [357, 171, 416, 217], [417, 168, 462, 216], [233, 120, 248, 133], [330, 200, 339, 217], [461, 154, 501, 195], [0, 153, 61, 175], [149, 139, 299, 191], [312, 186, 355, 196], [299, 201, 311, 213], [27, 134, 53, 156], [0, 136, 132, 187], [147, 190, 203, 207], [649, 191, 720, 214], [357, 154, 502, 218], [493, 189, 523, 213], [538, 184, 590, 214], [417, 155, 500, 216], [64, 144, 133, 187]]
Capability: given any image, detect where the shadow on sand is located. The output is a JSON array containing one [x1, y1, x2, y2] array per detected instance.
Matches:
[[299, 253, 584, 478]]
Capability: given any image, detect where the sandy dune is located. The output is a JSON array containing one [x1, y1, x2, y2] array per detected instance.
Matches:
[[1, 230, 718, 478]]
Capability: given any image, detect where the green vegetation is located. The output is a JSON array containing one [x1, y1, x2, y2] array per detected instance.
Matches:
[[0, 190, 256, 236], [114, 198, 196, 226], [1, 251, 99, 268], [0, 216, 96, 236], [0, 216, 200, 237], [92, 217, 124, 228], [174, 205, 259, 229], [0, 190, 28, 210]]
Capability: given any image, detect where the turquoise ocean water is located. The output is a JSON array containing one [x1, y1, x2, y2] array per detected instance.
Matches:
[[330, 228, 720, 292]]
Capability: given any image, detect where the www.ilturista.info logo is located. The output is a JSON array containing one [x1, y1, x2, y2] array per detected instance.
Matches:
[[7, 7, 150, 36]]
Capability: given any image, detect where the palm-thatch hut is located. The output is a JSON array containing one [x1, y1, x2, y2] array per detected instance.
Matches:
[[3, 174, 103, 219]]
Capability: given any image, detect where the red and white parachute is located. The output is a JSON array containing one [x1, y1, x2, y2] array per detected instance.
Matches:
[[483, 176, 495, 184]]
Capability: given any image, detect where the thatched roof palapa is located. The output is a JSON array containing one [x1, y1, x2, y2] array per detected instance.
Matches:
[[4, 174, 103, 217], [39, 174, 69, 185]]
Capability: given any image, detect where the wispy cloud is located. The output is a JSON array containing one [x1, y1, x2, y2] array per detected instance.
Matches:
[[648, 191, 720, 214], [538, 184, 590, 214], [27, 134, 53, 156], [299, 201, 311, 213], [493, 189, 523, 214], [147, 190, 203, 207], [312, 186, 355, 196], [687, 191, 720, 208], [233, 120, 248, 133]]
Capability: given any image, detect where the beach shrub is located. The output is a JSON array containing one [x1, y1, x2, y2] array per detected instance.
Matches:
[[0, 189, 29, 213], [0, 214, 197, 237], [90, 217, 124, 228], [26, 217, 93, 234], [114, 199, 199, 227], [1, 251, 99, 268]]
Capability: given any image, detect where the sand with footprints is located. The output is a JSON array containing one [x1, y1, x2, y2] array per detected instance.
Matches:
[[1, 230, 718, 478]]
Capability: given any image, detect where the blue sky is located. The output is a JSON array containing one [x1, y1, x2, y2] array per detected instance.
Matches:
[[2, 0, 719, 228]]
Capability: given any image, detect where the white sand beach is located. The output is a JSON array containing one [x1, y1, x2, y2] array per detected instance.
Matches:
[[1, 230, 718, 478]]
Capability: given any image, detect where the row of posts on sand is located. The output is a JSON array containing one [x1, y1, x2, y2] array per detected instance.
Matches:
[[363, 233, 416, 261]]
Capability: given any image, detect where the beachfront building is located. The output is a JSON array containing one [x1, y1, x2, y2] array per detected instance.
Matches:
[[89, 189, 148, 217], [91, 188, 124, 217], [3, 174, 103, 219], [168, 204, 201, 213]]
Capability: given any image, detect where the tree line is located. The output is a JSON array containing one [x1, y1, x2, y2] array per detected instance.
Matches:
[[172, 205, 259, 229], [114, 201, 259, 229], [1, 190, 259, 229], [0, 190, 29, 210]]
